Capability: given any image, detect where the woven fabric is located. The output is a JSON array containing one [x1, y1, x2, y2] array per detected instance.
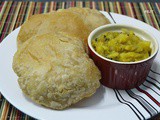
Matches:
[[0, 1, 160, 120]]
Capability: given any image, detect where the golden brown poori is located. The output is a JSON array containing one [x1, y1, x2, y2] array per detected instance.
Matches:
[[13, 32, 101, 110], [17, 7, 110, 48]]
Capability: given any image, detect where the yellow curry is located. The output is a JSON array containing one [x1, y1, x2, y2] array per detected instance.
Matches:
[[91, 29, 151, 62]]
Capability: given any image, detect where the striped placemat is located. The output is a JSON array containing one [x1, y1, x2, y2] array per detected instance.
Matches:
[[0, 1, 160, 120]]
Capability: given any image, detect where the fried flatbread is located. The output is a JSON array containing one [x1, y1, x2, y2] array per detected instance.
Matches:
[[17, 7, 110, 48], [13, 32, 101, 110], [58, 7, 110, 31]]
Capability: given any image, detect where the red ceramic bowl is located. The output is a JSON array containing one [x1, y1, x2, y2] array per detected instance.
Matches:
[[88, 24, 159, 90]]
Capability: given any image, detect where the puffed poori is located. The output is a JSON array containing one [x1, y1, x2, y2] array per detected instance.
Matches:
[[17, 7, 110, 48], [13, 32, 101, 110]]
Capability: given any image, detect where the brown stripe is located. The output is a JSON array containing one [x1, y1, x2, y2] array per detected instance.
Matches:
[[0, 100, 10, 120], [127, 2, 133, 17], [130, 3, 138, 19], [100, 1, 104, 11], [1, 1, 16, 35], [104, 1, 109, 12], [120, 2, 127, 15], [53, 1, 57, 10], [0, 2, 7, 21], [34, 2, 40, 14], [49, 1, 53, 11], [46, 2, 50, 12], [0, 1, 12, 34], [10, 2, 21, 31], [28, 2, 36, 18], [137, 87, 160, 107], [0, 1, 13, 42], [14, 2, 27, 28], [116, 2, 122, 14], [0, 2, 5, 12], [133, 2, 143, 21], [144, 3, 155, 27]]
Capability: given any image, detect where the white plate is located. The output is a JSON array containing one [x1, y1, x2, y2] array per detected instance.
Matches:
[[0, 12, 160, 120]]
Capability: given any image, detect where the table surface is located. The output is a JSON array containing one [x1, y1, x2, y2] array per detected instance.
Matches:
[[0, 1, 160, 120]]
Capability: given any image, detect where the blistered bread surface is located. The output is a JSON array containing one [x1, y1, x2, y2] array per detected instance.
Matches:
[[17, 7, 110, 48], [13, 32, 101, 109]]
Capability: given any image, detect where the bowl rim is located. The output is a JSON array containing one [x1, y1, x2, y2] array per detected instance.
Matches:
[[88, 24, 159, 64]]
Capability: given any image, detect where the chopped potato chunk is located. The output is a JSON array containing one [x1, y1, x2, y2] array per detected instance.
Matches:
[[91, 30, 151, 62]]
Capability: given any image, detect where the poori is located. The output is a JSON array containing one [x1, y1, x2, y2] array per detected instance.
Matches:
[[17, 7, 110, 49], [13, 32, 101, 109]]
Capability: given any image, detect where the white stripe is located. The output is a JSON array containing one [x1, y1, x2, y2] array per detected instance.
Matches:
[[100, 11, 115, 24], [132, 89, 160, 111], [151, 61, 160, 72], [148, 72, 160, 84], [143, 81, 160, 95], [119, 90, 149, 119], [114, 90, 140, 120], [139, 85, 160, 102], [147, 77, 160, 87]]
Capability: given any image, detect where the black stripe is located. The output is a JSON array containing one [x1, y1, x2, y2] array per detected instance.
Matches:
[[6, 103, 12, 120], [126, 90, 152, 117], [33, 2, 37, 14], [146, 79, 160, 90], [142, 83, 160, 96], [116, 90, 144, 119], [147, 76, 160, 84], [137, 2, 145, 22], [0, 94, 2, 109], [23, 1, 29, 23], [127, 90, 158, 117], [114, 90, 142, 120], [127, 90, 158, 114], [108, 12, 116, 23], [150, 69, 160, 75]]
